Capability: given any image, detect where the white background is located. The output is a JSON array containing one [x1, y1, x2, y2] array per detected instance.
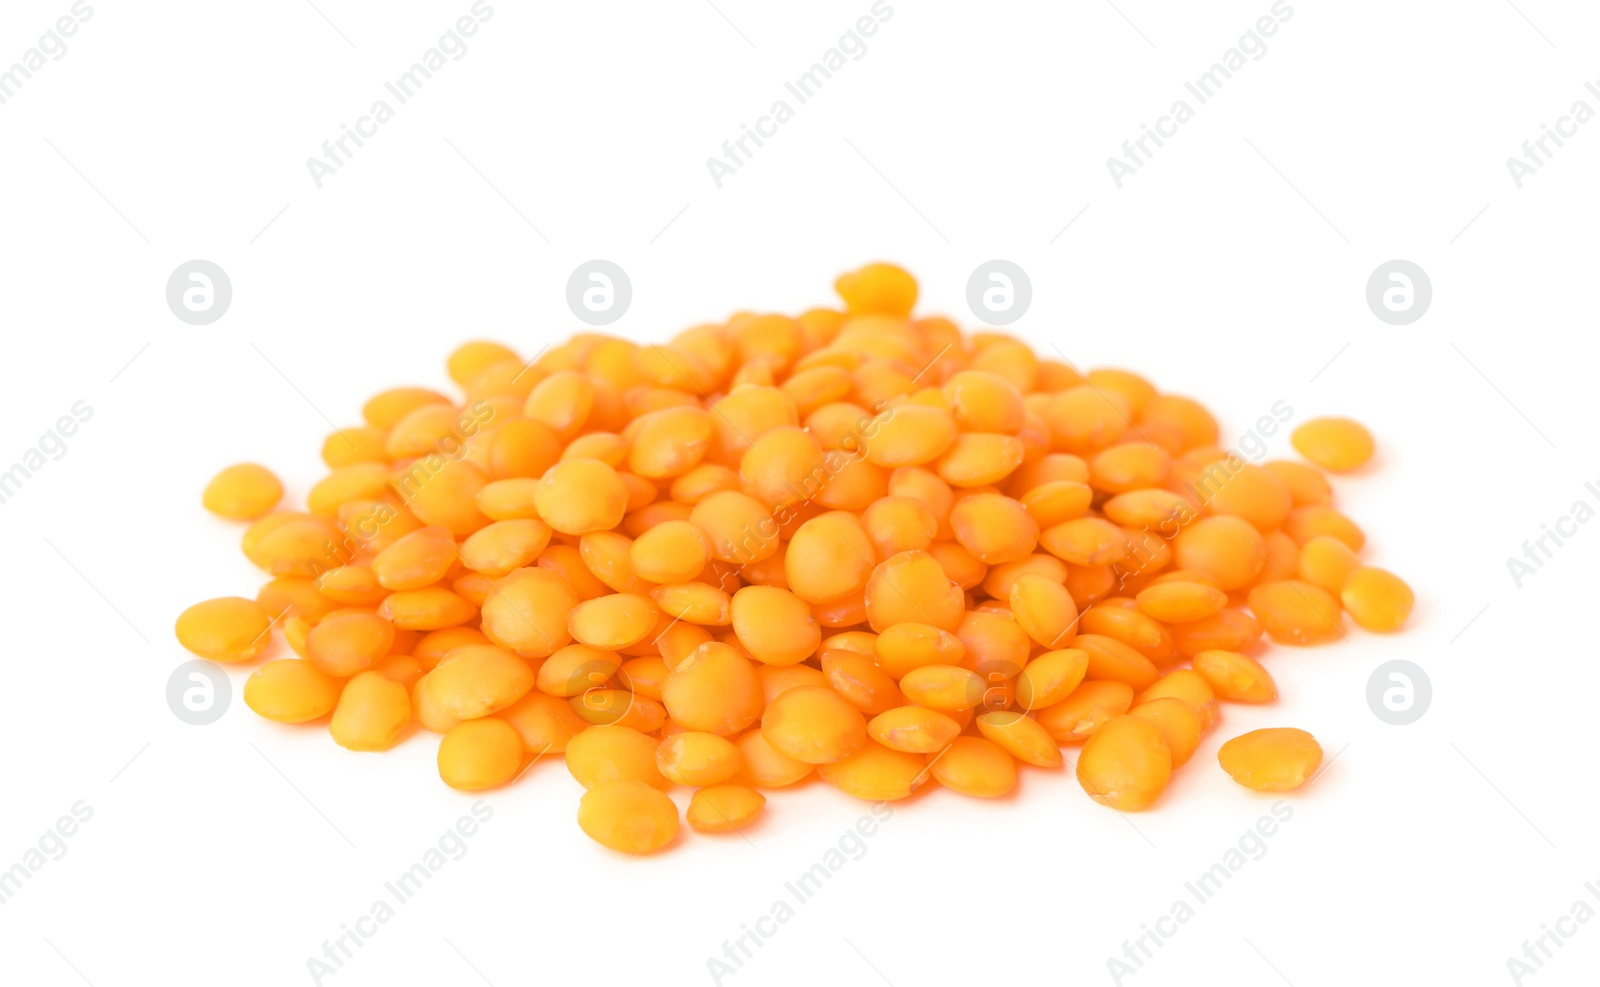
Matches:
[[1, 1, 1596, 985]]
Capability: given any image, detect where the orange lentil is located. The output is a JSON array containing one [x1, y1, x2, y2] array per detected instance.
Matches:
[[661, 642, 764, 736], [1298, 535, 1362, 595], [480, 568, 577, 658], [954, 609, 1031, 681], [1078, 605, 1175, 666], [1192, 649, 1277, 703], [307, 463, 392, 517], [429, 644, 535, 718], [1005, 452, 1090, 496], [760, 685, 866, 764], [733, 729, 814, 788], [1135, 581, 1228, 624], [1100, 488, 1194, 530], [569, 690, 666, 735], [1167, 608, 1263, 659], [929, 736, 1016, 798], [627, 520, 709, 584], [377, 587, 478, 630], [244, 660, 343, 723], [729, 586, 820, 665], [942, 370, 1025, 433], [1039, 517, 1129, 567], [1014, 648, 1090, 711], [487, 418, 564, 480], [412, 627, 490, 669], [669, 462, 741, 504], [363, 387, 450, 430], [936, 432, 1027, 487], [402, 459, 491, 536], [1089, 442, 1171, 493], [1077, 714, 1171, 810], [579, 781, 680, 853], [687, 784, 766, 833], [898, 664, 985, 712], [650, 582, 732, 625], [476, 478, 542, 521], [1218, 728, 1323, 791], [456, 519, 552, 578], [411, 672, 460, 734], [866, 705, 963, 753], [1247, 580, 1344, 646], [689, 490, 779, 565], [317, 565, 388, 607], [322, 427, 389, 469], [1020, 480, 1095, 528], [565, 724, 666, 790], [370, 526, 457, 591], [981, 553, 1068, 599], [203, 464, 284, 520], [970, 339, 1038, 393], [437, 718, 523, 791], [535, 459, 629, 535], [1265, 460, 1332, 507], [1137, 669, 1219, 731], [575, 531, 647, 595], [863, 550, 965, 632], [243, 513, 343, 576], [1063, 563, 1118, 606], [817, 741, 929, 801], [1340, 567, 1414, 632], [862, 405, 958, 468], [1283, 504, 1366, 551], [1075, 633, 1161, 690], [176, 597, 274, 663], [1259, 529, 1301, 583], [567, 593, 659, 650], [657, 732, 744, 786], [330, 671, 411, 751], [739, 426, 828, 508], [256, 577, 341, 624], [1172, 515, 1266, 590], [306, 611, 395, 678], [1199, 462, 1292, 532], [835, 262, 918, 316], [975, 711, 1062, 768], [1040, 386, 1129, 455], [949, 492, 1039, 564], [1129, 698, 1201, 768], [1291, 417, 1374, 472], [820, 649, 903, 714], [1140, 394, 1218, 450], [1008, 574, 1079, 649], [872, 622, 967, 679], [617, 655, 670, 702], [861, 496, 938, 559], [499, 690, 588, 754], [373, 654, 425, 690], [1036, 680, 1134, 744], [929, 540, 988, 591]]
